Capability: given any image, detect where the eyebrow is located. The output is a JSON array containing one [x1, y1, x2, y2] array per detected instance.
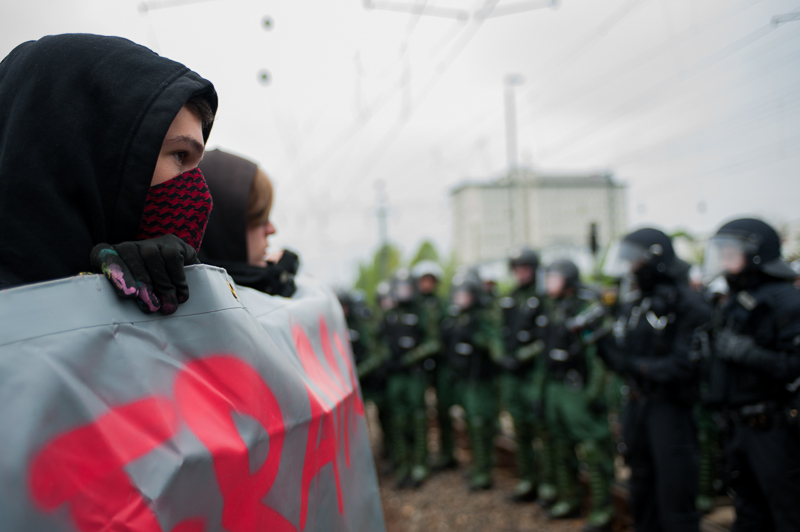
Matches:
[[165, 135, 205, 156]]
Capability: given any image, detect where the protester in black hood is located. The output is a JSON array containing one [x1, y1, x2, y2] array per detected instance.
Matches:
[[198, 149, 298, 297], [0, 34, 217, 314]]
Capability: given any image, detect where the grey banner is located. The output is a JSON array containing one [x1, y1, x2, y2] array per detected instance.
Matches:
[[0, 266, 385, 532]]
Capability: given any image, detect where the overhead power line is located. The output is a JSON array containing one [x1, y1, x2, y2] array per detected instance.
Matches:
[[138, 0, 217, 12], [539, 19, 794, 161], [523, 0, 654, 100], [364, 0, 470, 20], [521, 0, 767, 128]]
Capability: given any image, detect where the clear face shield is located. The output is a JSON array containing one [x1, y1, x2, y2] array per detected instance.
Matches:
[[545, 272, 566, 298], [512, 264, 535, 285], [452, 288, 474, 311], [603, 240, 651, 279], [703, 235, 753, 283], [394, 281, 415, 303]]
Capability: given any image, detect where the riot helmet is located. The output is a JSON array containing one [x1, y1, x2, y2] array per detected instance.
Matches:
[[704, 218, 796, 290], [545, 259, 580, 298], [508, 246, 539, 287], [451, 269, 482, 311], [412, 260, 443, 295], [350, 289, 366, 305], [392, 268, 417, 304], [605, 228, 689, 292]]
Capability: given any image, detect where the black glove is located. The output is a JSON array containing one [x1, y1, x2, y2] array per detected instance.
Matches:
[[588, 397, 606, 416], [714, 329, 768, 368], [90, 234, 199, 315], [532, 399, 544, 420], [498, 355, 520, 372], [266, 250, 299, 297], [597, 337, 630, 374]]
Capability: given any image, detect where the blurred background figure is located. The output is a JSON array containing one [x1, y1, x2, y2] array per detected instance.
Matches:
[[441, 270, 504, 490], [198, 149, 298, 297], [533, 259, 614, 531], [600, 228, 710, 532], [498, 247, 553, 503], [380, 269, 441, 488], [411, 260, 454, 471], [703, 218, 800, 531]]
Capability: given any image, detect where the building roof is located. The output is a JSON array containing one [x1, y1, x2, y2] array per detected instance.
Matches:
[[449, 168, 625, 195]]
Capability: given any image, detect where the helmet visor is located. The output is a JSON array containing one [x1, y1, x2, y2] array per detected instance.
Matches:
[[453, 289, 474, 310], [395, 281, 415, 302], [703, 235, 754, 282], [603, 240, 649, 278], [545, 272, 566, 297]]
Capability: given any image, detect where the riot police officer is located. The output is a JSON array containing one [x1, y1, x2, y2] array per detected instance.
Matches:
[[703, 218, 800, 531], [499, 247, 552, 502], [533, 259, 614, 531], [380, 269, 441, 488], [411, 260, 454, 469], [338, 289, 387, 452], [442, 271, 505, 489], [600, 228, 711, 532]]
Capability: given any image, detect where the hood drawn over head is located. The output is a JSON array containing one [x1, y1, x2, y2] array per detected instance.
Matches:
[[0, 34, 217, 288], [197, 149, 258, 264]]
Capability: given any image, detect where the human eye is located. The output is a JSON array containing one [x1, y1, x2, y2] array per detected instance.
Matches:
[[172, 151, 187, 164]]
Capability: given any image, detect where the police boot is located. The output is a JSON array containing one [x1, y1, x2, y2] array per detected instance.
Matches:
[[537, 432, 558, 507], [580, 441, 613, 532], [468, 418, 493, 490], [548, 438, 581, 519], [695, 425, 715, 514], [392, 414, 411, 489], [409, 411, 430, 488], [432, 410, 457, 470], [509, 421, 537, 501]]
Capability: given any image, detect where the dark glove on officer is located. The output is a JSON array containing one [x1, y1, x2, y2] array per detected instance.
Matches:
[[90, 234, 199, 315], [588, 397, 606, 416], [714, 329, 770, 368], [597, 337, 631, 374], [498, 355, 521, 372], [532, 399, 544, 420]]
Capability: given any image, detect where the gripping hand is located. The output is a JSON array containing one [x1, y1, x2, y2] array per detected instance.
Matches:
[[714, 329, 767, 368], [90, 235, 199, 315]]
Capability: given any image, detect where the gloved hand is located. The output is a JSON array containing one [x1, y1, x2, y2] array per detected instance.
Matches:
[[90, 234, 199, 315], [498, 355, 520, 372], [267, 250, 299, 297], [588, 397, 606, 416], [714, 329, 766, 367], [597, 337, 631, 374], [532, 399, 544, 420]]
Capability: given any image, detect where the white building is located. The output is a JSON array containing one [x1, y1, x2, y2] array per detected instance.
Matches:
[[450, 169, 627, 270]]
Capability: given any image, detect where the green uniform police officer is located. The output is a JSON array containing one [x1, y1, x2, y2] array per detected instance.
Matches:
[[442, 271, 505, 490], [499, 247, 552, 502], [380, 269, 441, 488], [533, 259, 614, 531]]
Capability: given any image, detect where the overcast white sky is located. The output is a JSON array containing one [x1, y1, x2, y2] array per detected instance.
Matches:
[[2, 0, 799, 285]]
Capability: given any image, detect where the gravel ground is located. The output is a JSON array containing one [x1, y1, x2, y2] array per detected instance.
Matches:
[[378, 464, 589, 532]]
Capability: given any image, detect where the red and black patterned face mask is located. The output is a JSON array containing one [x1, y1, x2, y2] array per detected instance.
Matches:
[[136, 167, 213, 251]]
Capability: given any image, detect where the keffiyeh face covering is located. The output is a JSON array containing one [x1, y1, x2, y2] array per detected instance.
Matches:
[[136, 167, 213, 251]]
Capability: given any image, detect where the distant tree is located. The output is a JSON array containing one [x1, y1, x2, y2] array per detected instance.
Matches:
[[409, 240, 440, 266], [670, 228, 704, 265], [437, 251, 458, 300], [354, 243, 402, 305]]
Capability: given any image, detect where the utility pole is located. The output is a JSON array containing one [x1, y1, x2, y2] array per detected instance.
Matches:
[[504, 74, 523, 248], [375, 180, 390, 281]]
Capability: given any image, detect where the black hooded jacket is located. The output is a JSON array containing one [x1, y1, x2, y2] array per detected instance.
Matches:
[[0, 34, 217, 289], [198, 149, 298, 297]]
